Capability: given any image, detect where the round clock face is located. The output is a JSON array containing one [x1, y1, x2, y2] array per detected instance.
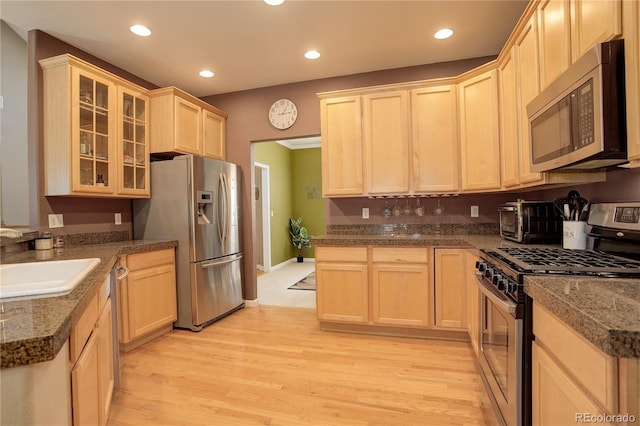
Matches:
[[269, 98, 297, 130]]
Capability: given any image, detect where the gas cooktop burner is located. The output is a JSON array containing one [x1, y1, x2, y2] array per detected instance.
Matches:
[[491, 247, 640, 276]]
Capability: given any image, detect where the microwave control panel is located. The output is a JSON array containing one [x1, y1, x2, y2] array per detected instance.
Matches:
[[577, 79, 594, 148]]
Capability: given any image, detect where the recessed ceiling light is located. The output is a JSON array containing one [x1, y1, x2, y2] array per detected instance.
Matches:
[[434, 28, 454, 40], [130, 24, 151, 37], [304, 50, 321, 60], [199, 70, 215, 78], [264, 0, 285, 5]]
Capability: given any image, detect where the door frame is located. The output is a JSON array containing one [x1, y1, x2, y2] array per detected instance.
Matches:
[[254, 162, 271, 272]]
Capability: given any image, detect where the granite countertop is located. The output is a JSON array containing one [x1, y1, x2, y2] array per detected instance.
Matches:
[[525, 276, 640, 358], [0, 240, 177, 368], [313, 233, 518, 250]]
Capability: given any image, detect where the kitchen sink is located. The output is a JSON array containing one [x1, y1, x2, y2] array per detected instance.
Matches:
[[0, 258, 101, 298]]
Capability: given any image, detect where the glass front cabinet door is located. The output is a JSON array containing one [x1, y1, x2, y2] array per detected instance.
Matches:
[[75, 69, 116, 194], [40, 54, 150, 198], [118, 87, 149, 196]]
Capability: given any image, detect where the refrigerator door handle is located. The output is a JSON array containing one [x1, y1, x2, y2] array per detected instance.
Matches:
[[217, 173, 229, 246], [200, 253, 243, 269]]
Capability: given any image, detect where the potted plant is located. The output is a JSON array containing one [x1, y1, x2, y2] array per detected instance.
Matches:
[[289, 217, 312, 262]]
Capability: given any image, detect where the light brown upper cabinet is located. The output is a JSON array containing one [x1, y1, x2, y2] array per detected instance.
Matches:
[[320, 96, 364, 196], [40, 54, 150, 198], [458, 68, 502, 192], [515, 14, 544, 186], [498, 49, 520, 189], [362, 91, 410, 194], [148, 87, 227, 160], [537, 0, 572, 89], [202, 109, 226, 160], [570, 0, 622, 62], [411, 85, 460, 193], [624, 0, 640, 167], [117, 86, 150, 197]]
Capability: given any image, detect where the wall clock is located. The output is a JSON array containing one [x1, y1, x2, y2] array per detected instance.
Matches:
[[269, 98, 297, 130]]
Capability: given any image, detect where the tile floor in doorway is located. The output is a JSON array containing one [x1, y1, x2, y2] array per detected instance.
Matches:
[[257, 260, 315, 309]]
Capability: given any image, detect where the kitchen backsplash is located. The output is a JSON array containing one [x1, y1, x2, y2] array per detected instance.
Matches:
[[0, 230, 130, 255], [327, 223, 499, 236], [325, 167, 640, 227], [326, 192, 516, 226]]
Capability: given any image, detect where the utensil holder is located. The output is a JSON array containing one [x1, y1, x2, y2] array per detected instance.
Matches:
[[562, 221, 587, 249]]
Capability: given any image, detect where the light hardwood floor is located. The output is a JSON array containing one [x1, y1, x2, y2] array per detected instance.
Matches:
[[108, 306, 498, 426]]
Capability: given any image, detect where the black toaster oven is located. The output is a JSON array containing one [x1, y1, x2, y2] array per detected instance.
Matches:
[[499, 200, 562, 244]]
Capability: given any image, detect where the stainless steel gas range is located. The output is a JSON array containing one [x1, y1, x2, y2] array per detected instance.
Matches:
[[474, 202, 640, 426]]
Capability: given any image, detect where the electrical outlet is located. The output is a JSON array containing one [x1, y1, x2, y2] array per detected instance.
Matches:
[[115, 213, 122, 225], [362, 207, 369, 219], [471, 206, 479, 218], [48, 214, 64, 228]]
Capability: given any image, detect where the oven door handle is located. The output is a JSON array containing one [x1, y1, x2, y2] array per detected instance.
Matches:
[[475, 272, 518, 316]]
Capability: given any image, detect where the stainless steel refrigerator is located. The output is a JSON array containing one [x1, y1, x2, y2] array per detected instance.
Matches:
[[133, 155, 244, 331]]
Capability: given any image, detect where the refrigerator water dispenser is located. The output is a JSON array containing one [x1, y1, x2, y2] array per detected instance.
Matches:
[[197, 190, 214, 225]]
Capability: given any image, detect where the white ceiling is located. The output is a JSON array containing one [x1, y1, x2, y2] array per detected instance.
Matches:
[[1, 0, 528, 97]]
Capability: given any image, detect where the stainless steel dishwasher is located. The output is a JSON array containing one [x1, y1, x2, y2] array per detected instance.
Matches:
[[110, 259, 128, 386]]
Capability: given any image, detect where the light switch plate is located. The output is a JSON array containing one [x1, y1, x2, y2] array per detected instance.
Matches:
[[471, 206, 479, 218], [362, 208, 369, 219], [48, 214, 64, 228], [115, 213, 122, 225]]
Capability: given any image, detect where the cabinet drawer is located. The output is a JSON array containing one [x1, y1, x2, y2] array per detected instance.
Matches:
[[533, 303, 618, 412], [126, 248, 175, 271], [70, 293, 99, 364], [372, 247, 429, 264], [316, 246, 367, 263]]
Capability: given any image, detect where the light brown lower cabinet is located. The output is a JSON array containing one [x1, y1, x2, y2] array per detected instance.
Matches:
[[532, 302, 640, 425], [434, 248, 468, 330], [465, 249, 480, 355], [316, 246, 369, 324], [97, 300, 114, 423], [70, 276, 114, 426], [371, 247, 430, 327], [317, 246, 476, 341], [118, 248, 177, 352], [532, 341, 612, 426]]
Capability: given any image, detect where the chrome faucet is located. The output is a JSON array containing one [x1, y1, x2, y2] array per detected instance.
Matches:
[[0, 228, 23, 238]]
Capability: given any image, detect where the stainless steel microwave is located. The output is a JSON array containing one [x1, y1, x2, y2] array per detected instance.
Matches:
[[527, 39, 627, 172]]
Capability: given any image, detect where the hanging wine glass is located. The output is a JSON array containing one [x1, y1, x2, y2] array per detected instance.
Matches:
[[415, 197, 424, 217], [382, 198, 391, 217], [434, 198, 444, 216], [392, 198, 402, 216], [403, 198, 412, 216]]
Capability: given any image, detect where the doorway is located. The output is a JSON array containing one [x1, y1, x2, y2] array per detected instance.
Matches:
[[252, 136, 323, 272], [254, 162, 271, 274]]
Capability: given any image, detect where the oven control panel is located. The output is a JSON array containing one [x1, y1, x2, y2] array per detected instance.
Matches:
[[589, 202, 640, 231], [615, 206, 640, 224]]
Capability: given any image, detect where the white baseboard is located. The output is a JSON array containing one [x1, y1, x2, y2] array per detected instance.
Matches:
[[270, 257, 316, 271], [244, 299, 259, 307]]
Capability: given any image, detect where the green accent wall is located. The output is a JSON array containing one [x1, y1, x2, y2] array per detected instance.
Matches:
[[254, 142, 323, 266], [291, 148, 324, 258]]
